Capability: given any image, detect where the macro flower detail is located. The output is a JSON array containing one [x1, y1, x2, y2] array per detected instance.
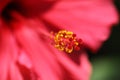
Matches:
[[0, 0, 118, 80], [51, 30, 83, 53]]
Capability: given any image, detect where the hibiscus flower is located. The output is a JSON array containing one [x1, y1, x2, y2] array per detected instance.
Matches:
[[0, 0, 118, 80]]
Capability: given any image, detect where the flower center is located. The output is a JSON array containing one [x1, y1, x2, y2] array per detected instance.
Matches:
[[51, 30, 83, 53]]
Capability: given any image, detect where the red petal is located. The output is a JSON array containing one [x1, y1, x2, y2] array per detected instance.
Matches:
[[43, 0, 118, 52], [0, 27, 22, 80]]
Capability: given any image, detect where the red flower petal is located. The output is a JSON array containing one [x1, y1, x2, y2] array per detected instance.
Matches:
[[13, 0, 56, 17], [43, 0, 118, 52], [0, 27, 22, 80]]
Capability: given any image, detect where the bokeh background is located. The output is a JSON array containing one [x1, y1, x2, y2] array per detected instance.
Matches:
[[90, 0, 120, 80]]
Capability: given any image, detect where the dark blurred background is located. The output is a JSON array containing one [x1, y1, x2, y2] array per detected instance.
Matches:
[[90, 0, 120, 80]]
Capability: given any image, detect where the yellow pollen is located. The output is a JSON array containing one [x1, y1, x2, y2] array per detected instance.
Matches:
[[51, 30, 83, 53]]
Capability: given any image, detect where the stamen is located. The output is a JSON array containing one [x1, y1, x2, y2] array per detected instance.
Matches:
[[51, 30, 83, 53]]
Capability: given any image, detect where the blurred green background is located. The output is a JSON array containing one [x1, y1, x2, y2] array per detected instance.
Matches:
[[90, 1, 120, 80], [90, 24, 120, 80]]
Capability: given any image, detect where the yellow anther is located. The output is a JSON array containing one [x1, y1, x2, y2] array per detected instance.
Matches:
[[51, 30, 83, 53], [74, 42, 79, 46], [65, 47, 73, 53]]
